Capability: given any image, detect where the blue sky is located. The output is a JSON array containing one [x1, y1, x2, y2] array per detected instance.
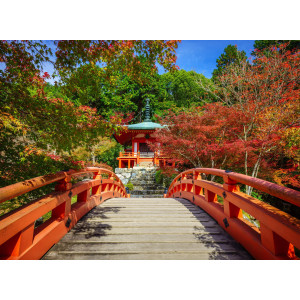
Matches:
[[174, 40, 255, 78]]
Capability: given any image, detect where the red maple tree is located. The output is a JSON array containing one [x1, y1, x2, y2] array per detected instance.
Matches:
[[152, 44, 299, 193]]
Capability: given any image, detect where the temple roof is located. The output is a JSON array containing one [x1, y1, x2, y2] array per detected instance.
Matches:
[[127, 121, 164, 130], [113, 99, 165, 145], [126, 98, 165, 130]]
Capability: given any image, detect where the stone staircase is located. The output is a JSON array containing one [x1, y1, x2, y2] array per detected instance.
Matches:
[[115, 166, 165, 198]]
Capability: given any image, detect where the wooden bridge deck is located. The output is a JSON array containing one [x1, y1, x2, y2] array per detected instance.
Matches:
[[43, 197, 252, 260]]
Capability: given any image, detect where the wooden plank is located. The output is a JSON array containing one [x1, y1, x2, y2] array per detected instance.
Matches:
[[43, 197, 252, 260], [81, 216, 212, 221], [55, 226, 224, 235], [80, 216, 213, 222], [72, 221, 219, 227], [48, 241, 245, 254], [86, 211, 208, 216], [43, 252, 247, 260], [59, 233, 234, 243]]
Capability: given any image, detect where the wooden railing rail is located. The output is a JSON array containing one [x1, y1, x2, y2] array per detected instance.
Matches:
[[119, 152, 139, 158], [0, 167, 128, 260], [165, 168, 300, 260]]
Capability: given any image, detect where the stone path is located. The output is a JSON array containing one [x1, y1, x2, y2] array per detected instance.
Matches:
[[43, 197, 252, 260]]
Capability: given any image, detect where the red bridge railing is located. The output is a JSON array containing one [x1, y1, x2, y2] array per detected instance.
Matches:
[[0, 167, 128, 260], [165, 168, 300, 260]]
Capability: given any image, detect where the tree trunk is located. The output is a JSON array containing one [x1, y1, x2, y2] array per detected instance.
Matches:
[[91, 152, 95, 166], [245, 158, 261, 196]]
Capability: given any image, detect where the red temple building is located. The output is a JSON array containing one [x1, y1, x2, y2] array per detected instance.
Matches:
[[114, 99, 168, 168]]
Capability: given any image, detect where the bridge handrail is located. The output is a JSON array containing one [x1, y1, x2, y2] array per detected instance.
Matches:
[[166, 168, 300, 260], [0, 167, 125, 204], [0, 167, 128, 260], [168, 168, 300, 207]]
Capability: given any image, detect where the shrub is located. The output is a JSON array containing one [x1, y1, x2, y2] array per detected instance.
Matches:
[[125, 181, 134, 191], [155, 169, 164, 185], [155, 167, 178, 188]]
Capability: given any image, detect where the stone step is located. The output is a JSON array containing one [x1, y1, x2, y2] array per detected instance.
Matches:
[[130, 183, 157, 185], [130, 176, 157, 180], [131, 190, 165, 195], [130, 195, 164, 198], [131, 186, 165, 190]]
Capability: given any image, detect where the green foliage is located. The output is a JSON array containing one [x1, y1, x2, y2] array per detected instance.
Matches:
[[125, 181, 134, 191], [159, 70, 217, 109], [96, 142, 124, 169], [61, 65, 137, 118], [212, 45, 247, 82], [44, 83, 68, 100], [240, 186, 263, 201], [61, 65, 216, 121], [0, 147, 84, 216], [62, 64, 169, 121], [155, 169, 177, 188], [155, 169, 164, 184]]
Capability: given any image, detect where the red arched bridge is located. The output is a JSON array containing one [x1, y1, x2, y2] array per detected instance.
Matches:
[[0, 167, 299, 260]]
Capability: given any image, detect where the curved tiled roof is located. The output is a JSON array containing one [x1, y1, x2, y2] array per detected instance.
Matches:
[[126, 121, 165, 130]]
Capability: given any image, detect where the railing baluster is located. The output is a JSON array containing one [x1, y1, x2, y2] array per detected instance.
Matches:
[[77, 190, 90, 203], [205, 190, 217, 202], [260, 223, 295, 258]]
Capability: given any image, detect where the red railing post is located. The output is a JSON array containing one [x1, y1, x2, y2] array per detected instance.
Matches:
[[223, 174, 242, 218], [194, 171, 203, 196], [53, 173, 72, 219], [55, 173, 72, 192], [109, 173, 115, 193], [192, 170, 195, 194], [0, 222, 35, 258], [92, 170, 102, 195], [180, 174, 183, 192]]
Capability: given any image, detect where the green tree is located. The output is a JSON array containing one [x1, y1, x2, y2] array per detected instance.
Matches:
[[96, 142, 124, 169], [61, 63, 166, 121], [61, 64, 136, 118], [212, 45, 247, 82], [159, 70, 217, 109]]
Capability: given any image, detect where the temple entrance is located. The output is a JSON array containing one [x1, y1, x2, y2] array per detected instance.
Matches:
[[139, 143, 153, 157]]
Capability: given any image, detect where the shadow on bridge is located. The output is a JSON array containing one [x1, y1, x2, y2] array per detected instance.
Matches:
[[173, 198, 253, 260]]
